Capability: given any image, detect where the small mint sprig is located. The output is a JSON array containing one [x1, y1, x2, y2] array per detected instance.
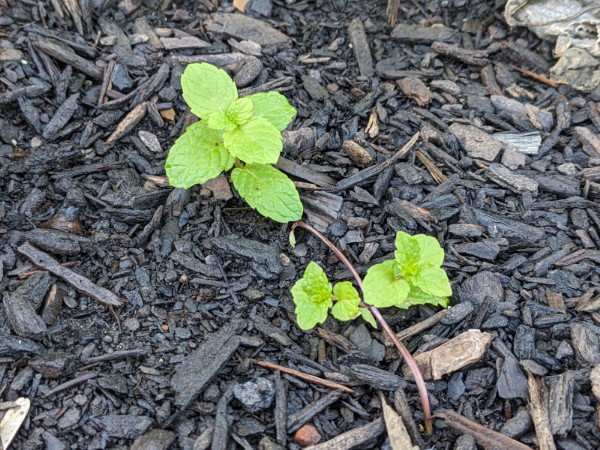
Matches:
[[165, 63, 302, 223], [291, 231, 451, 330]]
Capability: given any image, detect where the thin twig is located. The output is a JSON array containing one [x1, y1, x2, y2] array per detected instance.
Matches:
[[250, 359, 354, 393], [291, 220, 433, 434]]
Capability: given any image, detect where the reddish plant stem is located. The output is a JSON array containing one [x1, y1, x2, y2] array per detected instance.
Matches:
[[292, 220, 433, 434]]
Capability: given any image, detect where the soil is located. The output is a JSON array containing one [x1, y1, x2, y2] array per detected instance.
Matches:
[[1, 0, 600, 449]]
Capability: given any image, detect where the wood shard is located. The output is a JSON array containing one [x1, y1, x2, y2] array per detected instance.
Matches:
[[380, 393, 418, 450], [305, 419, 384, 450], [405, 329, 493, 380], [17, 242, 125, 308], [435, 410, 531, 450], [106, 102, 147, 146], [527, 373, 557, 450], [348, 18, 374, 77], [34, 38, 103, 80]]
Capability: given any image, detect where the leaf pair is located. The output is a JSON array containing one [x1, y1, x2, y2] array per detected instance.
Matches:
[[165, 63, 302, 223], [363, 232, 451, 309], [291, 262, 376, 330]]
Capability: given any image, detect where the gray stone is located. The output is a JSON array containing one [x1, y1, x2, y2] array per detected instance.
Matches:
[[233, 378, 275, 412], [449, 123, 502, 161]]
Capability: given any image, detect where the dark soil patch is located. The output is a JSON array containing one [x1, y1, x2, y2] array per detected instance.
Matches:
[[1, 0, 600, 448]]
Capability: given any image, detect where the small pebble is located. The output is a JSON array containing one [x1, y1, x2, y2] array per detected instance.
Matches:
[[294, 424, 321, 447]]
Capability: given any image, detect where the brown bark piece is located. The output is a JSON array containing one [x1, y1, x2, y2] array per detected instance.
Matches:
[[404, 329, 493, 380], [527, 373, 557, 450], [342, 141, 373, 168], [397, 76, 432, 106], [106, 102, 147, 146]]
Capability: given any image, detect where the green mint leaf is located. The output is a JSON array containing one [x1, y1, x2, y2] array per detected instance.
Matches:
[[401, 285, 449, 309], [181, 63, 237, 120], [394, 231, 420, 277], [207, 112, 236, 131], [165, 121, 234, 189], [363, 260, 410, 308], [223, 117, 282, 165], [413, 266, 452, 297], [291, 262, 333, 330], [331, 281, 360, 321], [413, 234, 445, 266], [246, 92, 297, 131], [359, 307, 378, 328], [227, 97, 253, 126], [231, 164, 303, 223]]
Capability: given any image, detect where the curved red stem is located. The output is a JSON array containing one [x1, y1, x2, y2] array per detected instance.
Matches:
[[292, 220, 433, 434]]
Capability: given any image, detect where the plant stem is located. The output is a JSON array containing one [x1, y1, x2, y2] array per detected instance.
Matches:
[[292, 220, 433, 435]]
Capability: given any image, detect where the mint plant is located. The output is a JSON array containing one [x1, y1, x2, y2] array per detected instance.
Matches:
[[290, 222, 452, 434], [291, 262, 376, 330], [292, 231, 450, 330], [165, 63, 303, 223]]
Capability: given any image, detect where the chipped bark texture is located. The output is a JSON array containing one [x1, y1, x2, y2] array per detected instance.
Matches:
[[405, 330, 493, 380]]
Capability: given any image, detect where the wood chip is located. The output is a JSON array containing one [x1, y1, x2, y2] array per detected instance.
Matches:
[[380, 393, 418, 450], [348, 18, 374, 77], [527, 373, 557, 450], [405, 329, 493, 380], [17, 242, 125, 308], [305, 419, 384, 450], [435, 410, 531, 450]]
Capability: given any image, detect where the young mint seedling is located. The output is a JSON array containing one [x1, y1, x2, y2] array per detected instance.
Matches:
[[291, 262, 376, 330], [165, 63, 303, 223], [291, 231, 450, 330], [290, 221, 448, 435], [363, 231, 451, 309]]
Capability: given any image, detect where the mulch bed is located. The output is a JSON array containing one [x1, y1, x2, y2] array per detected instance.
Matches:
[[1, 0, 600, 448]]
